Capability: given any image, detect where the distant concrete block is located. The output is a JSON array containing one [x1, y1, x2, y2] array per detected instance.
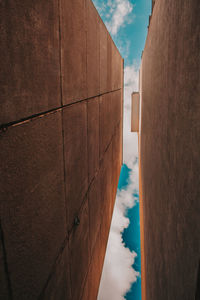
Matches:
[[63, 102, 88, 229], [131, 92, 140, 132], [69, 199, 90, 300], [61, 0, 87, 104], [88, 97, 100, 184], [41, 243, 71, 300], [86, 0, 100, 98], [0, 0, 60, 126], [0, 111, 66, 300]]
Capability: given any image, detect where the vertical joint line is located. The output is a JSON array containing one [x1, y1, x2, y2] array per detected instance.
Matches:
[[85, 0, 90, 259], [0, 220, 13, 300], [85, 0, 88, 98], [58, 0, 63, 106]]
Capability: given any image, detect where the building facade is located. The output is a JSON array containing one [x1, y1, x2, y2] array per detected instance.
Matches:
[[0, 0, 123, 299], [139, 0, 200, 299]]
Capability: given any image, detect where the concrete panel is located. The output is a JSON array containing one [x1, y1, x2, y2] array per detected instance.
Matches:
[[112, 124, 122, 201], [0, 0, 60, 126], [41, 243, 71, 300], [111, 90, 122, 130], [86, 0, 100, 98], [81, 279, 89, 300], [69, 199, 90, 300], [99, 93, 112, 159], [88, 174, 101, 255], [88, 97, 99, 184], [112, 42, 122, 90], [100, 21, 123, 94], [87, 232, 104, 300], [0, 111, 66, 300], [107, 34, 113, 93], [99, 90, 122, 160], [0, 230, 10, 300], [140, 0, 200, 299], [100, 20, 108, 94], [63, 102, 88, 229], [100, 142, 114, 246], [61, 0, 87, 104]]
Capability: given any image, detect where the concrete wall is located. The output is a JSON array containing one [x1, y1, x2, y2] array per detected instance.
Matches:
[[0, 0, 123, 299], [139, 0, 200, 299]]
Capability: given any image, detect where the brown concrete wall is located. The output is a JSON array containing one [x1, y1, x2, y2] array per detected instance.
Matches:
[[139, 0, 200, 299], [0, 0, 123, 299]]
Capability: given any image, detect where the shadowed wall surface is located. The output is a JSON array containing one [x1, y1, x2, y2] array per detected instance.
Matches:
[[0, 0, 123, 299], [139, 0, 200, 299]]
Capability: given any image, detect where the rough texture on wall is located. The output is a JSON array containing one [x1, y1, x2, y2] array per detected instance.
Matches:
[[0, 0, 123, 299], [139, 0, 200, 299]]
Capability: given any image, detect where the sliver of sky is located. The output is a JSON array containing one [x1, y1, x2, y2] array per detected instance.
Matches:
[[93, 0, 151, 299]]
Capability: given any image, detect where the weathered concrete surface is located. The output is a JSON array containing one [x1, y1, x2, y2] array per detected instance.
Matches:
[[88, 174, 101, 255], [107, 34, 113, 93], [100, 20, 108, 94], [41, 244, 71, 300], [112, 123, 122, 200], [0, 228, 10, 300], [0, 0, 60, 126], [86, 0, 100, 98], [81, 228, 105, 300], [100, 143, 114, 245], [87, 231, 105, 300], [112, 41, 123, 91], [139, 0, 200, 299], [82, 136, 120, 300], [99, 90, 122, 160], [61, 0, 87, 104], [0, 0, 123, 298], [63, 102, 88, 229], [69, 199, 90, 300], [112, 90, 122, 130], [87, 97, 100, 184], [0, 111, 66, 300], [99, 93, 112, 159]]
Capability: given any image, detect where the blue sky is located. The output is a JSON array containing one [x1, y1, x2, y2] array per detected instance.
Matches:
[[93, 0, 151, 66], [93, 0, 151, 299]]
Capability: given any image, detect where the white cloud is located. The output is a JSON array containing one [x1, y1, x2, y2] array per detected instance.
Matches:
[[116, 39, 131, 59], [93, 0, 134, 36], [106, 0, 134, 35], [98, 64, 140, 300]]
